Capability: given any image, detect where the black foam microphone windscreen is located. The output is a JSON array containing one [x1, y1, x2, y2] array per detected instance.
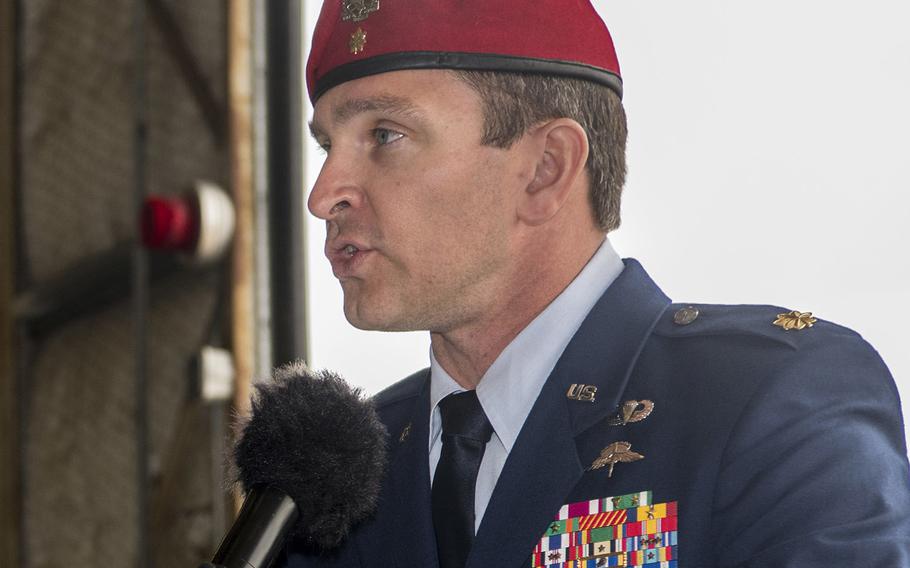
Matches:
[[208, 362, 388, 567]]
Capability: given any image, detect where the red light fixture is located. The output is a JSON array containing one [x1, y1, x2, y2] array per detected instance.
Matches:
[[142, 195, 198, 251], [141, 181, 235, 263]]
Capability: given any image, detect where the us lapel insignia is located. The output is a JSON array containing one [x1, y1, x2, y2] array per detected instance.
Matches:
[[589, 441, 644, 478], [531, 491, 679, 567], [773, 310, 817, 331], [341, 0, 380, 22], [398, 421, 411, 443], [607, 399, 654, 426], [566, 383, 598, 403]]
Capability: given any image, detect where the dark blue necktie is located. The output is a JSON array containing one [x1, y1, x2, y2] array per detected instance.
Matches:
[[432, 390, 494, 568]]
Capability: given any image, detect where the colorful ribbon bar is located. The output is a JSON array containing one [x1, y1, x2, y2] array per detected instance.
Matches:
[[538, 553, 628, 568], [534, 530, 678, 556], [558, 491, 652, 520], [532, 556, 678, 568], [544, 510, 628, 538], [532, 532, 678, 566], [627, 545, 676, 566], [545, 501, 678, 538], [535, 493, 678, 568]]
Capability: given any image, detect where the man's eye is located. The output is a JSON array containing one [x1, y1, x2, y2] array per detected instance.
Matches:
[[372, 128, 404, 146], [314, 138, 331, 153]]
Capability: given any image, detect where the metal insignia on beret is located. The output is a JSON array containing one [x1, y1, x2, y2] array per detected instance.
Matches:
[[773, 310, 818, 331], [588, 441, 644, 478], [349, 27, 367, 55], [342, 0, 380, 22]]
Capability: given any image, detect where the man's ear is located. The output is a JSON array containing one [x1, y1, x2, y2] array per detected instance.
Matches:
[[517, 118, 590, 226]]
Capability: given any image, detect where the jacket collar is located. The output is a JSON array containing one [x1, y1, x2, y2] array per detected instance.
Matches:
[[467, 259, 671, 568]]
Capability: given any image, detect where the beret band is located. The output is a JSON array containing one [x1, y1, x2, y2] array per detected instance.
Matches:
[[312, 51, 624, 102]]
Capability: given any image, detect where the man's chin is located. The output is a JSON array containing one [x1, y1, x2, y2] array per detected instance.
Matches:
[[343, 303, 421, 332]]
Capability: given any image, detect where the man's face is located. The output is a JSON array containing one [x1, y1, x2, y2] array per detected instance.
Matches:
[[309, 70, 528, 333]]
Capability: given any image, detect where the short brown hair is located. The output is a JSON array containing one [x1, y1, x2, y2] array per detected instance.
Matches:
[[453, 71, 627, 232]]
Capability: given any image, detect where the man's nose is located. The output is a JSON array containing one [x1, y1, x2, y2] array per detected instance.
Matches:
[[307, 157, 365, 221]]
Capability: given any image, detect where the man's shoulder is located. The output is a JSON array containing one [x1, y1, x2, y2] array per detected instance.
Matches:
[[644, 301, 897, 405], [652, 302, 866, 351], [640, 304, 910, 565], [371, 367, 429, 410]]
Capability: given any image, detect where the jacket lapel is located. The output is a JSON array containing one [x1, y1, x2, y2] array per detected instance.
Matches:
[[358, 370, 438, 567], [467, 259, 671, 568]]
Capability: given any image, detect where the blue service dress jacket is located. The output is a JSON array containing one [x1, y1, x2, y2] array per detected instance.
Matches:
[[283, 259, 910, 567]]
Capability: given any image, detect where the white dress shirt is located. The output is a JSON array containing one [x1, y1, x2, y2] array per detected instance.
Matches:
[[428, 238, 625, 531]]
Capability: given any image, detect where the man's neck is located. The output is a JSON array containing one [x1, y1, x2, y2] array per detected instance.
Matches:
[[429, 233, 605, 389]]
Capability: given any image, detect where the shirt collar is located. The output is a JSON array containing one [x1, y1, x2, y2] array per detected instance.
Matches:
[[430, 238, 624, 451]]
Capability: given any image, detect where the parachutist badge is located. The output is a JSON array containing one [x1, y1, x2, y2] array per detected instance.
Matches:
[[608, 400, 654, 426]]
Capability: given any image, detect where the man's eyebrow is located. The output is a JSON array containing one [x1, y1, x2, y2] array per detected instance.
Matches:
[[333, 95, 423, 125], [308, 95, 424, 143]]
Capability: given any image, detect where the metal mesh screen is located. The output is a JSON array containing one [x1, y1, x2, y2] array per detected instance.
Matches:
[[20, 1, 229, 566], [25, 272, 221, 567]]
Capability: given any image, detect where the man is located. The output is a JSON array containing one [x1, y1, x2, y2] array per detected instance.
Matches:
[[286, 1, 910, 566]]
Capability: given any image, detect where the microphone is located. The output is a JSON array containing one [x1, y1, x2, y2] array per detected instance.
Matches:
[[202, 362, 388, 568]]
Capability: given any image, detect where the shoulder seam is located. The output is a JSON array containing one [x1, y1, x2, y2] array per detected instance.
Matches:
[[652, 327, 799, 350]]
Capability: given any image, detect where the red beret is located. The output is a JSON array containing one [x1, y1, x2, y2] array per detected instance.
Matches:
[[306, 0, 622, 103]]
